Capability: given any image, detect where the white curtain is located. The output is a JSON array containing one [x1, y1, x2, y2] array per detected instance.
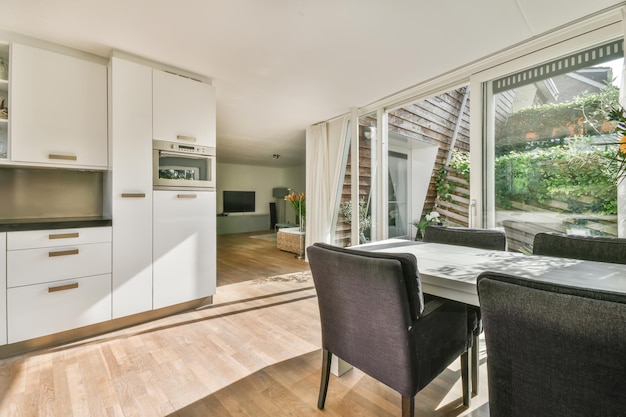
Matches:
[[305, 118, 349, 252]]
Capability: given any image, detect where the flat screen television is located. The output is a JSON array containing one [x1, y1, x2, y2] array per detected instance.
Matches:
[[223, 190, 255, 213]]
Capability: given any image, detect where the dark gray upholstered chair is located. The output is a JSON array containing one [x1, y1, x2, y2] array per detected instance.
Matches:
[[422, 225, 507, 395], [533, 232, 626, 264], [307, 243, 471, 417], [477, 272, 626, 417], [423, 225, 507, 252]]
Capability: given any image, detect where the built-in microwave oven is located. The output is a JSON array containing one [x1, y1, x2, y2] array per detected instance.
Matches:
[[153, 140, 216, 190]]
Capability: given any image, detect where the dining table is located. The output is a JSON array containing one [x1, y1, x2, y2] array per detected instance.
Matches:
[[354, 238, 626, 306]]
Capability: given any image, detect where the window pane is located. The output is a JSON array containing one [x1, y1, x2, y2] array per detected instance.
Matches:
[[488, 45, 622, 252], [388, 150, 408, 238]]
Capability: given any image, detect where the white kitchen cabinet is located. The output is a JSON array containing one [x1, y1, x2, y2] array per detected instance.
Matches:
[[7, 242, 111, 288], [10, 43, 107, 168], [6, 226, 112, 343], [110, 57, 154, 318], [153, 190, 216, 309], [153, 69, 216, 147], [7, 226, 111, 250], [0, 233, 6, 345], [7, 274, 111, 343]]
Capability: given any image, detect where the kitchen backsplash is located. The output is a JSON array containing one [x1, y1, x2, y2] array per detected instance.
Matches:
[[0, 167, 104, 219]]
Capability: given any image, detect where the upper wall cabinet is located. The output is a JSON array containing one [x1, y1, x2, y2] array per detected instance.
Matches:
[[10, 43, 108, 169], [152, 69, 216, 147]]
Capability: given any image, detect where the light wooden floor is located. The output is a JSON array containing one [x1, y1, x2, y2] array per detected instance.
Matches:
[[216, 231, 311, 286], [0, 231, 490, 416]]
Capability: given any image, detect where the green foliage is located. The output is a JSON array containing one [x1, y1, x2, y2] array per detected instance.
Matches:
[[339, 197, 372, 231], [494, 140, 617, 214], [493, 85, 620, 215], [435, 150, 470, 202], [497, 85, 619, 155], [448, 150, 470, 181], [435, 168, 455, 202]]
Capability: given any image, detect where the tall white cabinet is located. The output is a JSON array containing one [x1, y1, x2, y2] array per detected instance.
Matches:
[[10, 43, 107, 168], [111, 58, 216, 316], [153, 190, 216, 309], [153, 69, 216, 147], [109, 57, 154, 318]]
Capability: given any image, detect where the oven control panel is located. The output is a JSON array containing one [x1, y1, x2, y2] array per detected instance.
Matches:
[[153, 140, 215, 156]]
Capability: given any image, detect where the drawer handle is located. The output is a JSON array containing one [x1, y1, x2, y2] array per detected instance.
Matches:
[[48, 283, 79, 293], [176, 135, 197, 142], [121, 193, 146, 198], [49, 249, 79, 257], [49, 232, 79, 240], [48, 154, 77, 161], [177, 194, 197, 199]]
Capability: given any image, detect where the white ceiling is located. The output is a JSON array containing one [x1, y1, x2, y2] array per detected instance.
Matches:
[[0, 0, 622, 167]]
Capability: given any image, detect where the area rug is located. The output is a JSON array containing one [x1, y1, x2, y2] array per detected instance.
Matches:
[[249, 233, 277, 242], [253, 270, 312, 284]]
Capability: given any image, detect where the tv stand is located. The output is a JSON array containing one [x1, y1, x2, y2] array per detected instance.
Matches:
[[216, 213, 270, 234]]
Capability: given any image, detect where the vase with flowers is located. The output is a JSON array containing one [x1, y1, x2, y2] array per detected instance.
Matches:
[[285, 192, 306, 232], [413, 210, 442, 240]]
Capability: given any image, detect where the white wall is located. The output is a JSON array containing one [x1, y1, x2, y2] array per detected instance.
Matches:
[[216, 163, 305, 224]]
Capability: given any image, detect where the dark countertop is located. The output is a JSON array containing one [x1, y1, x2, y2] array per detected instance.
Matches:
[[0, 217, 112, 232]]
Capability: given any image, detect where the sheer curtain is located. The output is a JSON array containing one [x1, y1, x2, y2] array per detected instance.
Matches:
[[305, 118, 349, 252]]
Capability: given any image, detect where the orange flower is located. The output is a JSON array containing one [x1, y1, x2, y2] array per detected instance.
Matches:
[[619, 136, 626, 154], [285, 192, 305, 217]]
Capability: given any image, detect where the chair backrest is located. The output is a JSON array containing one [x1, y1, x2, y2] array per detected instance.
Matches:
[[477, 272, 626, 417], [532, 232, 626, 264], [423, 225, 506, 251], [306, 243, 424, 394]]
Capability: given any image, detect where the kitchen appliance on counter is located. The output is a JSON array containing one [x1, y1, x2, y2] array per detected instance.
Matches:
[[153, 140, 216, 190]]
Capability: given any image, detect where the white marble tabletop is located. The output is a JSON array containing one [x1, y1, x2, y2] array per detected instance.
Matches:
[[360, 239, 626, 306]]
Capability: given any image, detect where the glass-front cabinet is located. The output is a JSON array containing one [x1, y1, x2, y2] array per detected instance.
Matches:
[[0, 42, 8, 159]]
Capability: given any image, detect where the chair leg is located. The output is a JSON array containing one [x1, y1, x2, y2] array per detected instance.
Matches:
[[460, 350, 471, 407], [318, 349, 332, 409], [401, 396, 415, 417], [471, 332, 479, 396]]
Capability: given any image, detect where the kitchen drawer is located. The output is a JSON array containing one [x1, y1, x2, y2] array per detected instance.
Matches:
[[7, 274, 112, 343], [7, 242, 111, 287], [7, 226, 112, 250]]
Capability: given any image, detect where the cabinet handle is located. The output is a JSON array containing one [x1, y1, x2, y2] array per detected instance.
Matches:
[[121, 193, 146, 198], [177, 194, 197, 199], [48, 283, 79, 293], [176, 135, 197, 142], [48, 154, 77, 161], [49, 232, 79, 240], [48, 249, 79, 257]]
